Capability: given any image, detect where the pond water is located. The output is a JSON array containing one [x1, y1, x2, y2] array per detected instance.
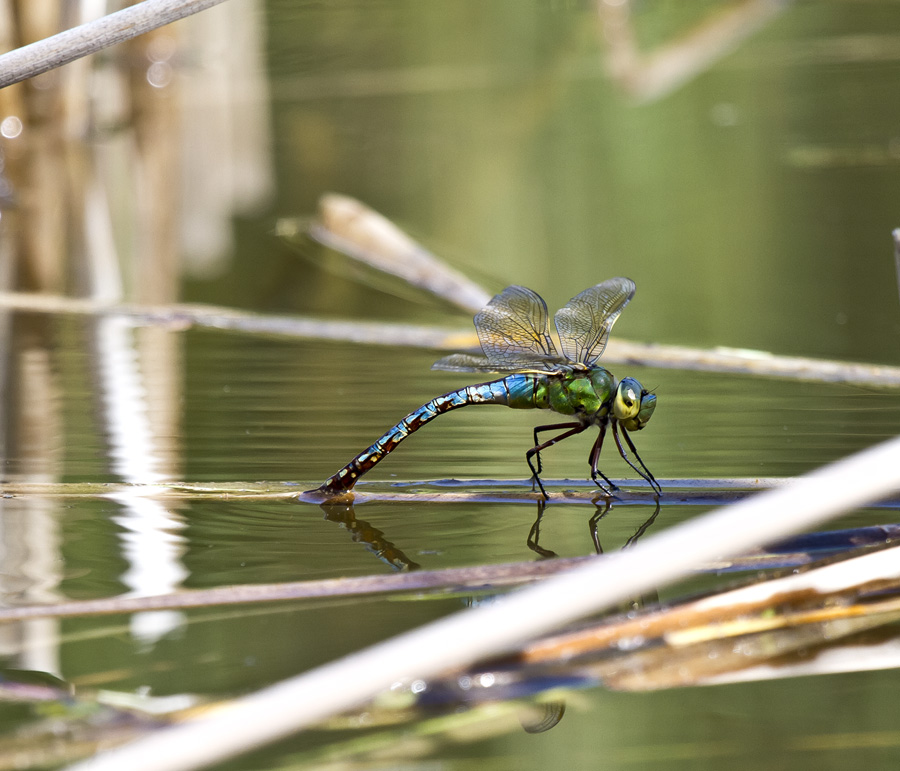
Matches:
[[2, 1, 900, 769]]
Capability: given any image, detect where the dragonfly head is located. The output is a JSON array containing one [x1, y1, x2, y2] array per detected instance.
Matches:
[[613, 377, 656, 431]]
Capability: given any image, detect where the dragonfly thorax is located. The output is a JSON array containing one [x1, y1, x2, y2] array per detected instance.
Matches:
[[537, 369, 655, 432], [540, 366, 616, 422]]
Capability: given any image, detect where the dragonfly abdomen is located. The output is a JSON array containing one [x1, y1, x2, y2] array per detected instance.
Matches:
[[317, 377, 537, 494]]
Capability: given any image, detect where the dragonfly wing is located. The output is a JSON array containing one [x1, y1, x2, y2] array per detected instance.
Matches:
[[554, 277, 636, 365], [475, 285, 561, 368], [432, 352, 556, 373], [432, 353, 501, 372]]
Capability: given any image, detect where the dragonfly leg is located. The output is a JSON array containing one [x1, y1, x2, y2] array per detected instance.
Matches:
[[531, 421, 583, 478], [526, 422, 587, 498], [588, 422, 618, 495], [588, 498, 612, 554], [612, 422, 662, 494]]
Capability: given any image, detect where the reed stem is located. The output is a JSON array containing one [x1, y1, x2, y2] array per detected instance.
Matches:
[[0, 0, 228, 88]]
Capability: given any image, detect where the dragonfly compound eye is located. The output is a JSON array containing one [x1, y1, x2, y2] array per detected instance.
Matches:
[[623, 391, 656, 431], [613, 377, 642, 421]]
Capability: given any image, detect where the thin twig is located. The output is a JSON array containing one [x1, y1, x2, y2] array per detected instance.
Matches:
[[294, 194, 492, 313], [524, 542, 900, 663], [600, 0, 786, 103], [0, 0, 228, 89], [604, 338, 900, 387], [5, 523, 899, 623], [0, 477, 765, 502], [2, 290, 900, 386], [0, 290, 468, 348], [0, 558, 593, 622], [0, 479, 303, 500], [1, 478, 899, 509]]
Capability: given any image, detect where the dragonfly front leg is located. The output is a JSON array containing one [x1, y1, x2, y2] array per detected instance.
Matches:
[[526, 422, 587, 498], [612, 422, 662, 494], [588, 422, 618, 495]]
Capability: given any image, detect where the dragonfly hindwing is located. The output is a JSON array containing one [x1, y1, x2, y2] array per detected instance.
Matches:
[[474, 285, 560, 368], [555, 277, 635, 365], [432, 353, 497, 372]]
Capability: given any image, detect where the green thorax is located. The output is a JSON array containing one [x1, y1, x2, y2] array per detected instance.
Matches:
[[505, 366, 615, 420]]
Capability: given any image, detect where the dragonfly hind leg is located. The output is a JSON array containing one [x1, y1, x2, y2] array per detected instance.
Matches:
[[612, 422, 662, 494], [527, 422, 587, 498], [588, 423, 618, 495]]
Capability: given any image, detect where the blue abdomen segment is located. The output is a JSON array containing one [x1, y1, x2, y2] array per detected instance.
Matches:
[[504, 373, 546, 408], [317, 376, 537, 494]]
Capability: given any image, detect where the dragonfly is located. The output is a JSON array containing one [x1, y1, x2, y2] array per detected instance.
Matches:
[[316, 277, 659, 498]]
